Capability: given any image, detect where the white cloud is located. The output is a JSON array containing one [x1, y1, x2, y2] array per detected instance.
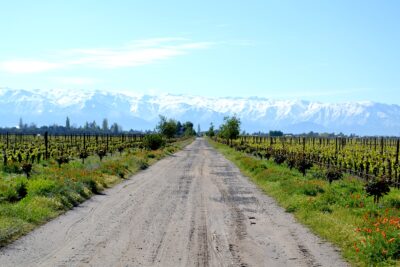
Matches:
[[0, 60, 61, 73], [0, 38, 213, 73], [52, 76, 99, 85]]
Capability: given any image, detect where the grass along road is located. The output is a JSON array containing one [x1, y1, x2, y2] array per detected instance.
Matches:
[[0, 137, 194, 248], [0, 138, 346, 266], [209, 138, 400, 266]]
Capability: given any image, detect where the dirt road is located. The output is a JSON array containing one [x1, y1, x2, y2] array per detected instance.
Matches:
[[0, 138, 347, 267]]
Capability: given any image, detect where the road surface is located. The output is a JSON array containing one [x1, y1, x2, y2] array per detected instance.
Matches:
[[0, 138, 347, 267]]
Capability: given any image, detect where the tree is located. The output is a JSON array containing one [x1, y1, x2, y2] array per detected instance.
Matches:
[[207, 123, 215, 137], [269, 130, 283, 137], [219, 115, 241, 145], [110, 123, 121, 134], [66, 117, 71, 129], [197, 124, 201, 136], [102, 118, 109, 131], [19, 118, 24, 129], [182, 121, 196, 136], [156, 115, 178, 139], [176, 121, 182, 136]]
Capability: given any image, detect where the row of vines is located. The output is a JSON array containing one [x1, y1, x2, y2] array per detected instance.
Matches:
[[216, 135, 400, 202], [0, 132, 146, 176]]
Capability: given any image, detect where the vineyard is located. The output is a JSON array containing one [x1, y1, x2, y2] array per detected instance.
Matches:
[[0, 131, 192, 247], [0, 132, 145, 169], [221, 136, 400, 186], [211, 135, 400, 265]]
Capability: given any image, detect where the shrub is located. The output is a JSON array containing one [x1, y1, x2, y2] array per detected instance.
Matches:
[[325, 168, 343, 184], [295, 157, 313, 176], [79, 150, 89, 164], [96, 149, 107, 161], [143, 134, 165, 150], [274, 153, 286, 165], [301, 183, 324, 196], [365, 179, 390, 204], [15, 178, 28, 200], [21, 163, 32, 178], [55, 156, 70, 168], [2, 162, 22, 174], [138, 159, 149, 170], [287, 157, 296, 170], [0, 183, 18, 202]]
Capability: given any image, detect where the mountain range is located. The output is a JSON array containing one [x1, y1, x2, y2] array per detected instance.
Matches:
[[0, 87, 399, 136]]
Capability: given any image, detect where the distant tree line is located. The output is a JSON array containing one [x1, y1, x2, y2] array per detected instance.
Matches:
[[0, 117, 138, 135]]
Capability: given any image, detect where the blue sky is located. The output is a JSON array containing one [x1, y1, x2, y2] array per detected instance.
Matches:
[[0, 0, 399, 103]]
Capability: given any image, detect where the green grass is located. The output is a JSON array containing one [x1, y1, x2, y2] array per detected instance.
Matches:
[[0, 137, 194, 247], [208, 138, 400, 267]]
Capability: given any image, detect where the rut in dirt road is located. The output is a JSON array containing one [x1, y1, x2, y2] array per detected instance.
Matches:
[[0, 138, 348, 267]]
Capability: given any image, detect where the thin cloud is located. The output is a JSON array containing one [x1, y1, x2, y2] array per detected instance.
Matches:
[[52, 76, 99, 86], [0, 38, 214, 73], [0, 60, 61, 73]]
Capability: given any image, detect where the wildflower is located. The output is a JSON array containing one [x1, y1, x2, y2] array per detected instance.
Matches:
[[382, 249, 388, 255], [388, 238, 395, 243], [353, 242, 360, 253], [381, 231, 386, 238]]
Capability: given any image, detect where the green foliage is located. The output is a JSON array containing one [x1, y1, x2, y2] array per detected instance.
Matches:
[[143, 134, 165, 150], [269, 130, 283, 137], [137, 159, 149, 170], [157, 115, 178, 138], [207, 123, 215, 137], [209, 138, 400, 266], [27, 179, 60, 197], [218, 115, 241, 144]]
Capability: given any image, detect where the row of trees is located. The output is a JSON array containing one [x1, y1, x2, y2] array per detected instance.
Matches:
[[156, 115, 197, 138], [1, 118, 128, 135]]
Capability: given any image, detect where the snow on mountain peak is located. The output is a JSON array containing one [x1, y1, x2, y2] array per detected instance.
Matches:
[[0, 88, 399, 135]]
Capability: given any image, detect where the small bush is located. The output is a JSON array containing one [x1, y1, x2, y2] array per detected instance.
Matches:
[[138, 159, 149, 170], [285, 204, 297, 213], [143, 134, 165, 150], [147, 153, 156, 159], [79, 150, 89, 163], [83, 179, 100, 194], [295, 157, 313, 176], [2, 162, 22, 174], [326, 168, 343, 184], [0, 183, 18, 202], [274, 153, 286, 165], [15, 178, 28, 200], [301, 183, 324, 196], [21, 163, 32, 178], [365, 179, 390, 204]]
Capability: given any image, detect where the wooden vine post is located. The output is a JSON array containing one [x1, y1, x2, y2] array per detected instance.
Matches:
[[44, 131, 48, 159]]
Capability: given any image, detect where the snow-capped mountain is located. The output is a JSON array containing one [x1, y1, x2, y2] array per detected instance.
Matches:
[[0, 87, 399, 136]]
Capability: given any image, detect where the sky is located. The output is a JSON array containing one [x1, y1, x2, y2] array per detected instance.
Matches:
[[0, 0, 399, 104]]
